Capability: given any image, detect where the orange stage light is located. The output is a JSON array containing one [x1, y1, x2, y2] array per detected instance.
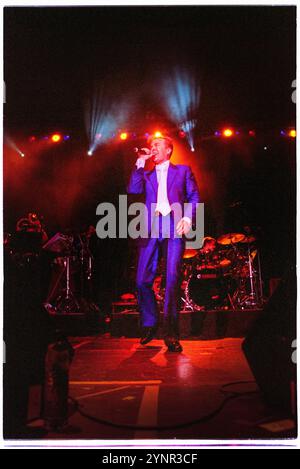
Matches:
[[289, 129, 296, 138], [154, 131, 163, 138], [120, 132, 128, 140], [51, 133, 62, 143], [223, 128, 234, 138]]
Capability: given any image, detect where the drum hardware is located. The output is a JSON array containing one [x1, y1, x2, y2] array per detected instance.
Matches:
[[55, 256, 81, 314], [182, 231, 264, 311], [230, 244, 264, 308], [43, 229, 97, 315], [43, 232, 74, 255], [184, 269, 230, 311], [217, 233, 246, 246], [153, 275, 165, 304], [240, 235, 257, 244], [182, 248, 198, 259]]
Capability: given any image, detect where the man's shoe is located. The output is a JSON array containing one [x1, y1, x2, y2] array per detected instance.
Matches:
[[140, 327, 157, 345], [165, 338, 183, 353]]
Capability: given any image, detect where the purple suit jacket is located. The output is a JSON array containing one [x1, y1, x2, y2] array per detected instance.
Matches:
[[127, 162, 201, 237]]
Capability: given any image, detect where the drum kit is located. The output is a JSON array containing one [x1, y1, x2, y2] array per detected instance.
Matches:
[[154, 231, 264, 311], [43, 228, 96, 315]]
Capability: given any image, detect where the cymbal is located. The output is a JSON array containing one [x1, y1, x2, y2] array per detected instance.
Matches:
[[240, 235, 257, 244], [183, 248, 198, 259], [217, 233, 246, 245], [219, 258, 231, 267]]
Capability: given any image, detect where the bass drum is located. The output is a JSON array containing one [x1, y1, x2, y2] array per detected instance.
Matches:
[[185, 270, 228, 311]]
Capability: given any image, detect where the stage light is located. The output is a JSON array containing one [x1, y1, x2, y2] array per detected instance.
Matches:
[[51, 133, 62, 143], [120, 132, 128, 141], [29, 136, 36, 142], [191, 147, 195, 152], [249, 130, 256, 137], [162, 68, 200, 153], [181, 119, 196, 151], [179, 130, 186, 138], [214, 131, 221, 137], [85, 82, 132, 154], [87, 150, 93, 156], [154, 131, 163, 138], [280, 130, 286, 136], [223, 128, 234, 138], [289, 129, 296, 138], [63, 135, 70, 141], [4, 135, 26, 157]]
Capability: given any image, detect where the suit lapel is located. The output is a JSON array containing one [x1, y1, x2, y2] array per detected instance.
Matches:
[[167, 163, 178, 194], [145, 162, 178, 194], [145, 168, 158, 193]]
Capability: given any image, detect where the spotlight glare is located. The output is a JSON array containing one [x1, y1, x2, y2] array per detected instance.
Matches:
[[191, 147, 195, 152], [51, 133, 62, 143], [162, 68, 200, 153], [289, 129, 296, 138], [87, 150, 93, 156], [223, 128, 234, 138], [120, 132, 128, 141], [20, 152, 25, 158], [154, 131, 162, 138]]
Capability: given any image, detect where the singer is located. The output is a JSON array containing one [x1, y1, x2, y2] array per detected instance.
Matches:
[[127, 136, 201, 352]]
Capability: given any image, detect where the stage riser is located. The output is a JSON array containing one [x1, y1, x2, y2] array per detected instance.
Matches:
[[111, 310, 262, 340]]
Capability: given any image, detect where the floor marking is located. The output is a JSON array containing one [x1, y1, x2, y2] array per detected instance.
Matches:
[[76, 386, 130, 400], [70, 380, 162, 385], [72, 340, 95, 350], [134, 385, 160, 439]]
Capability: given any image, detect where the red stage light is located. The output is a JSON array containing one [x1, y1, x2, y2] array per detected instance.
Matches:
[[179, 130, 186, 138], [249, 130, 256, 137], [29, 136, 36, 142], [51, 133, 62, 143], [222, 128, 234, 138], [120, 132, 128, 141]]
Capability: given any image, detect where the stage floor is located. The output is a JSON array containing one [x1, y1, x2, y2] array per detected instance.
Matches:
[[29, 336, 296, 442]]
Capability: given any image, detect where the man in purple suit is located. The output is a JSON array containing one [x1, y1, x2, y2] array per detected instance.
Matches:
[[127, 136, 201, 352]]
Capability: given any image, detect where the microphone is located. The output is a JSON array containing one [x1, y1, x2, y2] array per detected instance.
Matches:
[[133, 147, 149, 156], [133, 147, 158, 158]]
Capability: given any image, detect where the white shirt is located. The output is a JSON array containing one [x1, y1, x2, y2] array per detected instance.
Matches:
[[155, 160, 171, 216], [135, 158, 192, 225]]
